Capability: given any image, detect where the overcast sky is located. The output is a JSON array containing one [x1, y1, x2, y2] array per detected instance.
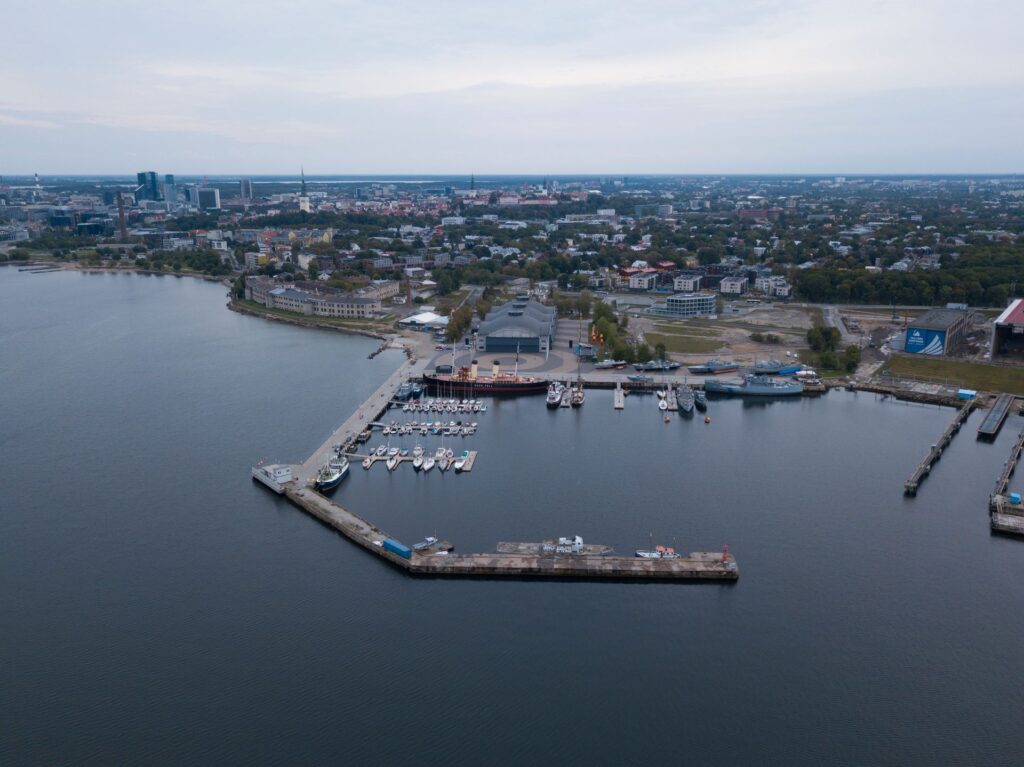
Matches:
[[2, 0, 1022, 174]]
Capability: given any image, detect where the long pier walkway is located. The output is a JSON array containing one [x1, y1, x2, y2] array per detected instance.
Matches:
[[992, 427, 1024, 500], [285, 485, 738, 582], [904, 400, 975, 495], [978, 394, 1014, 440], [298, 343, 430, 481]]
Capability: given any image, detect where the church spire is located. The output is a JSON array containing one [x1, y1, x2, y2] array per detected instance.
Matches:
[[300, 166, 307, 196]]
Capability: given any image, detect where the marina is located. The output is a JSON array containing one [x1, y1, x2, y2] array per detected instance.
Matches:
[[904, 400, 976, 495], [255, 348, 739, 582]]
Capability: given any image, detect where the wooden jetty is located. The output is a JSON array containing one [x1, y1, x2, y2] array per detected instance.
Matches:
[[664, 384, 679, 411], [283, 485, 738, 582], [904, 400, 975, 495], [613, 383, 625, 410], [356, 450, 477, 473], [989, 428, 1024, 505], [978, 394, 1014, 440]]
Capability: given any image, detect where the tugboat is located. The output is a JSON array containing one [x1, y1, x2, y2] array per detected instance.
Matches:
[[314, 456, 349, 491]]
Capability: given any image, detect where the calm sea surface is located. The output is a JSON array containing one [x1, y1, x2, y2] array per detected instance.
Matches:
[[2, 269, 1024, 766]]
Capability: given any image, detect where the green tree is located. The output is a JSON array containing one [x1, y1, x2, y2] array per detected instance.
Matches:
[[654, 342, 667, 360]]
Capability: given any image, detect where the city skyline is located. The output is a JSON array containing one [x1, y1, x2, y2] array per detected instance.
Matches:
[[2, 0, 1023, 174]]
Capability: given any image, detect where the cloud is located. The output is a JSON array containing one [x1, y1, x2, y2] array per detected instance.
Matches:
[[0, 112, 60, 129], [2, 0, 1022, 172]]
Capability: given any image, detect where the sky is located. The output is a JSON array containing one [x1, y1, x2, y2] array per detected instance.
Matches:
[[2, 0, 1022, 174]]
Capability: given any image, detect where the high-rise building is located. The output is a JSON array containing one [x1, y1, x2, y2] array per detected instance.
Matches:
[[163, 174, 178, 205], [197, 188, 221, 210], [239, 178, 254, 201], [135, 171, 159, 201]]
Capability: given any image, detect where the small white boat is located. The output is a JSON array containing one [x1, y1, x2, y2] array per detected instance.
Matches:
[[422, 457, 435, 472], [658, 399, 668, 411], [387, 447, 399, 458], [413, 445, 424, 458], [362, 457, 373, 469], [453, 451, 469, 472], [434, 447, 446, 460], [375, 445, 387, 457], [386, 456, 400, 471], [412, 456, 424, 471], [438, 457, 450, 472], [445, 448, 454, 459]]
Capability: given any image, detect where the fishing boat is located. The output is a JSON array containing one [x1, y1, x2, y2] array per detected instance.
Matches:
[[688, 358, 739, 375], [635, 545, 682, 559], [314, 456, 349, 491]]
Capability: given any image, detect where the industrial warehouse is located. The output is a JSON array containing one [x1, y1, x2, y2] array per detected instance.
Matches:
[[475, 298, 556, 353], [991, 298, 1024, 361], [903, 306, 970, 356]]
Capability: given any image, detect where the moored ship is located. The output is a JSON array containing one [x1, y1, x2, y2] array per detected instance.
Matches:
[[314, 456, 350, 491], [751, 358, 785, 374], [688, 358, 739, 375], [704, 374, 803, 396], [546, 381, 565, 408], [423, 359, 547, 395]]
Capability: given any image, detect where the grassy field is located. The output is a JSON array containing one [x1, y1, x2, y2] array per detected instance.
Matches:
[[434, 289, 470, 312], [652, 322, 721, 337], [644, 332, 724, 355], [797, 349, 849, 378], [881, 355, 1024, 394]]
